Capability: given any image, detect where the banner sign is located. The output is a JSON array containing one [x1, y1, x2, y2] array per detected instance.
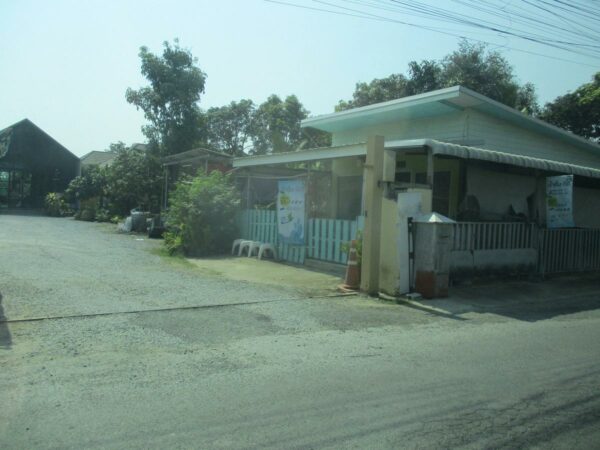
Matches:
[[277, 179, 305, 245], [546, 175, 574, 228]]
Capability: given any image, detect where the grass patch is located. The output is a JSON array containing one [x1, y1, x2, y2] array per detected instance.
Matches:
[[149, 247, 196, 270]]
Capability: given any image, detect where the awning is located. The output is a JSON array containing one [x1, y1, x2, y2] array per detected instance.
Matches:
[[386, 139, 600, 179]]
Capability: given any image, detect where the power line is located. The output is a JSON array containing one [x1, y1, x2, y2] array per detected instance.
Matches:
[[265, 0, 600, 67]]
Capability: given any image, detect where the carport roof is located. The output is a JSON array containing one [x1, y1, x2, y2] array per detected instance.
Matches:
[[233, 138, 600, 179], [388, 139, 600, 179]]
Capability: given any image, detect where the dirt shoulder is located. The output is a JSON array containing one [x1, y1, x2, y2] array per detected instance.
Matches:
[[187, 256, 344, 297]]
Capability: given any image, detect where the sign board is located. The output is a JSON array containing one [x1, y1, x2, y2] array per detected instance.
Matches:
[[277, 179, 305, 245], [546, 175, 574, 228]]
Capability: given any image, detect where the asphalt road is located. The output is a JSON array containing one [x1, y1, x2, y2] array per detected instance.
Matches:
[[1, 215, 600, 449]]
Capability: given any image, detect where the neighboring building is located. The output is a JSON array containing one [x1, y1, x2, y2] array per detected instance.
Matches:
[[81, 144, 148, 168], [162, 147, 232, 208], [80, 150, 117, 168], [232, 86, 600, 295], [0, 119, 80, 209]]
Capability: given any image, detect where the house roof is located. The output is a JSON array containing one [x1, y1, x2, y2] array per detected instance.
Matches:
[[0, 118, 79, 161], [302, 86, 600, 154], [80, 150, 117, 166]]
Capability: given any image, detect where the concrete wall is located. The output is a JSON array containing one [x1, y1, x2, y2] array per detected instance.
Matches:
[[378, 189, 432, 296], [450, 249, 538, 278]]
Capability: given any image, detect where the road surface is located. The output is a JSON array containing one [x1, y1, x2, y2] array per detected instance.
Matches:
[[1, 215, 599, 449]]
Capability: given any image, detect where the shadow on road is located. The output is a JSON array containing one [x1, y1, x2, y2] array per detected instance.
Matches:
[[0, 293, 12, 349], [429, 274, 600, 322]]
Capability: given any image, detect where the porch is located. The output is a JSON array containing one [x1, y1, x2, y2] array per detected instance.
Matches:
[[232, 136, 600, 297]]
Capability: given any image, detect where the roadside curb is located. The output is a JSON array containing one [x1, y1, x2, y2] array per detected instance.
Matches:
[[379, 292, 467, 320]]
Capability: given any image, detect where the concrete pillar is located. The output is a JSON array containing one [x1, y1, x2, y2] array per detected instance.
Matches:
[[360, 136, 385, 295], [413, 220, 454, 299]]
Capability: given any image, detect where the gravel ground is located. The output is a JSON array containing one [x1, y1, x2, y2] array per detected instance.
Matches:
[[1, 214, 600, 449], [0, 215, 314, 320]]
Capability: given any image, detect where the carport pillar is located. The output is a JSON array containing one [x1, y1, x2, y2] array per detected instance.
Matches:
[[360, 135, 386, 295]]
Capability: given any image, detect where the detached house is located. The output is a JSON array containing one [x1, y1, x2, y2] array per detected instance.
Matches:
[[233, 86, 600, 296]]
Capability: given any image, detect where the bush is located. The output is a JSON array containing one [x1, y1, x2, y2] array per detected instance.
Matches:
[[165, 171, 240, 256], [44, 193, 71, 217], [95, 208, 111, 223], [163, 230, 184, 255], [75, 197, 98, 221]]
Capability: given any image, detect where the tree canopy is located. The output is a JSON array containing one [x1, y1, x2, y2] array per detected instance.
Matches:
[[126, 40, 207, 156], [336, 41, 539, 114], [204, 99, 255, 157], [250, 94, 308, 154], [541, 72, 600, 142]]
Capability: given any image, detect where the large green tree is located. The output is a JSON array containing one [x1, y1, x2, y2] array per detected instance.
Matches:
[[203, 95, 331, 155], [336, 41, 539, 114], [126, 40, 207, 156], [541, 72, 600, 141], [204, 99, 255, 156], [250, 95, 309, 154]]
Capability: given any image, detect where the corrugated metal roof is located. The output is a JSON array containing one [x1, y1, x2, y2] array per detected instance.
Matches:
[[386, 139, 600, 179]]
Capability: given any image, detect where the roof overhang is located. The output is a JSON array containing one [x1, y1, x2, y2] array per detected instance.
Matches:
[[233, 137, 600, 179], [232, 142, 367, 168], [387, 139, 600, 179], [302, 86, 600, 154]]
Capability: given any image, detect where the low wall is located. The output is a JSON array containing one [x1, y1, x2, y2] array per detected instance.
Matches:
[[450, 248, 537, 278]]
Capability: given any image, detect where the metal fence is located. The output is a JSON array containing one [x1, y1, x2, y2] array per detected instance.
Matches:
[[452, 222, 536, 251], [538, 228, 600, 274], [451, 221, 600, 275]]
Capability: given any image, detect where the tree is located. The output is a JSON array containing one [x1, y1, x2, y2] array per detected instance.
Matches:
[[126, 40, 207, 156], [204, 99, 255, 156], [336, 41, 539, 114], [251, 95, 309, 154], [406, 60, 442, 95], [336, 74, 410, 111], [439, 41, 521, 107], [541, 72, 600, 141], [104, 144, 163, 214], [65, 164, 108, 203]]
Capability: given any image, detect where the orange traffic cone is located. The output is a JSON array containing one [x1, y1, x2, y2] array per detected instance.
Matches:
[[339, 240, 360, 292]]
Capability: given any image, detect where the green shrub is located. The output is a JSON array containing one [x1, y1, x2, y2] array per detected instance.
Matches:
[[95, 208, 111, 223], [45, 193, 71, 217], [165, 170, 240, 256], [163, 230, 184, 255], [75, 197, 98, 221]]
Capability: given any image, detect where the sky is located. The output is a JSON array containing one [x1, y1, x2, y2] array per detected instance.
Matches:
[[1, 0, 598, 157]]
